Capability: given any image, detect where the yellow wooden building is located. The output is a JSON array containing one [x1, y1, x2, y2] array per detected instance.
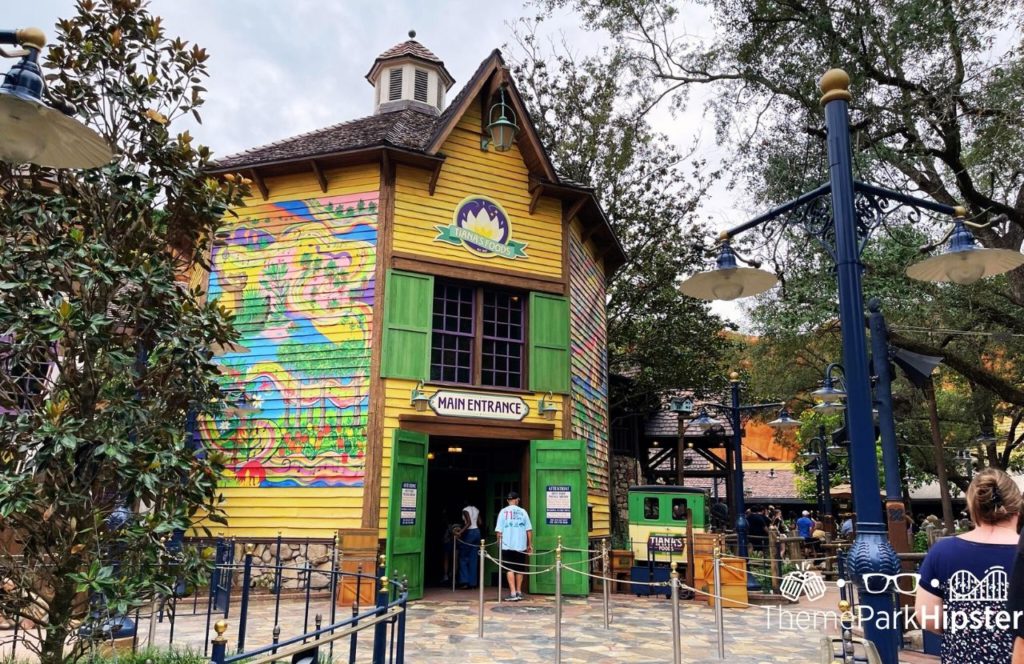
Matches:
[[202, 37, 625, 597]]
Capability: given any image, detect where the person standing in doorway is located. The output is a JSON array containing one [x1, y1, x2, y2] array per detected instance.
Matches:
[[495, 491, 532, 601], [455, 501, 481, 589]]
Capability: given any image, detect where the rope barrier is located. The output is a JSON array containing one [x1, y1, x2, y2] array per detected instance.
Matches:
[[559, 564, 850, 619], [560, 565, 670, 588], [482, 553, 557, 576]]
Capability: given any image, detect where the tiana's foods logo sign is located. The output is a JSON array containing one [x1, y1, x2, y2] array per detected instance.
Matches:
[[435, 196, 528, 260]]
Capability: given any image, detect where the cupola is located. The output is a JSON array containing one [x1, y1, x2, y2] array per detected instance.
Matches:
[[366, 31, 455, 116]]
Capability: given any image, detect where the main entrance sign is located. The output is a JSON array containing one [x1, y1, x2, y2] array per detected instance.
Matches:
[[428, 389, 529, 421], [434, 195, 528, 260]]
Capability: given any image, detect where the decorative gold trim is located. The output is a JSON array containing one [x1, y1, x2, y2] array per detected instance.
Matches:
[[819, 68, 852, 105]]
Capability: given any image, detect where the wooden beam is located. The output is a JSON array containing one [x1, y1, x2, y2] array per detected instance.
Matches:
[[580, 221, 599, 246], [528, 182, 544, 215], [248, 168, 269, 201], [487, 67, 509, 98], [427, 158, 443, 196], [398, 414, 555, 440], [310, 160, 328, 193], [361, 156, 396, 530], [392, 251, 566, 295], [562, 197, 587, 226]]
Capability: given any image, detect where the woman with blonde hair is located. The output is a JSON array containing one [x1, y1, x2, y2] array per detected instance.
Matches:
[[917, 467, 1021, 664]]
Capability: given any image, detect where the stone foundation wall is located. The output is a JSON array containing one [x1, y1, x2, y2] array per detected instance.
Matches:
[[612, 454, 641, 535], [200, 541, 339, 592]]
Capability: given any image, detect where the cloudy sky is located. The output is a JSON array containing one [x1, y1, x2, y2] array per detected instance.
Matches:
[[7, 0, 746, 324]]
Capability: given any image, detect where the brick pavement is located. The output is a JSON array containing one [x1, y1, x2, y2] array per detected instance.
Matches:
[[1, 589, 939, 663]]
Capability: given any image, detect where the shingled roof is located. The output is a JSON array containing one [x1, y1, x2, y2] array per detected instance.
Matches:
[[375, 39, 443, 64], [365, 37, 455, 88], [212, 109, 438, 170]]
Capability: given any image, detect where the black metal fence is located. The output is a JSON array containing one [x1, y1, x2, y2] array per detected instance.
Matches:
[[0, 536, 408, 664]]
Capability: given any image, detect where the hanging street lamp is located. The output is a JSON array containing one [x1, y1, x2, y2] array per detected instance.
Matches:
[[0, 28, 112, 168], [678, 239, 778, 301], [906, 217, 1024, 285], [767, 407, 801, 429], [690, 407, 723, 432], [674, 68, 1024, 664]]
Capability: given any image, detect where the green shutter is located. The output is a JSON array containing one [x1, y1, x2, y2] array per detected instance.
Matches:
[[528, 292, 570, 394], [381, 270, 433, 379]]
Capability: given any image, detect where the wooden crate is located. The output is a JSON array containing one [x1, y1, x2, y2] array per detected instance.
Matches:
[[703, 583, 748, 609], [698, 557, 748, 609], [335, 528, 379, 608]]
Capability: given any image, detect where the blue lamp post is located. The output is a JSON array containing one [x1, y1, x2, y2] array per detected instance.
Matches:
[[679, 70, 1024, 663], [698, 373, 787, 591]]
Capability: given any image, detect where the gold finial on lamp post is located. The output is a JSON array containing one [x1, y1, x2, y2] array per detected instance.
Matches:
[[819, 68, 852, 105], [16, 28, 46, 49]]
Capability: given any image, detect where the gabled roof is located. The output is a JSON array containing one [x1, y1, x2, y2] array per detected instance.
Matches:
[[211, 47, 627, 276]]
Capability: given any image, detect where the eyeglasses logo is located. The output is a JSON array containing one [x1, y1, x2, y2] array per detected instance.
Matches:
[[858, 573, 921, 595]]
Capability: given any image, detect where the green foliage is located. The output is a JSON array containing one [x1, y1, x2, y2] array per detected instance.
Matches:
[[509, 22, 734, 412], [532, 0, 1024, 484], [0, 2, 245, 663], [3, 649, 206, 664]]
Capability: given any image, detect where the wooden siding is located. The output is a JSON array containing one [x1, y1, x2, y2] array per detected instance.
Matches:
[[392, 101, 563, 277], [588, 494, 611, 538], [568, 221, 611, 496], [377, 378, 566, 531], [198, 164, 379, 537]]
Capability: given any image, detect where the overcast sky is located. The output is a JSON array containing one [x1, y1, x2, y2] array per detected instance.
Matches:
[[6, 0, 746, 325]]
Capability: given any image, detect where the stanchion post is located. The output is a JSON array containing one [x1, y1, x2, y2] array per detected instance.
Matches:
[[452, 530, 458, 593], [670, 561, 682, 664], [555, 536, 563, 664], [713, 546, 725, 660], [478, 539, 486, 638], [768, 527, 780, 594], [601, 538, 610, 629], [497, 545, 503, 603], [210, 619, 228, 664]]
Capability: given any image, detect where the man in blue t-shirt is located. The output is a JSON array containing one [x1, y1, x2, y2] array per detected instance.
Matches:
[[495, 491, 533, 601], [797, 510, 815, 538]]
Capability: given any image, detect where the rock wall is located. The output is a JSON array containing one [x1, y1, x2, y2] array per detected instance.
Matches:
[[207, 541, 339, 592], [612, 454, 641, 535]]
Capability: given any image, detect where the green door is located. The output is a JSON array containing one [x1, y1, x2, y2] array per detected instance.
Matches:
[[485, 473, 519, 586], [529, 439, 589, 596], [386, 429, 429, 600]]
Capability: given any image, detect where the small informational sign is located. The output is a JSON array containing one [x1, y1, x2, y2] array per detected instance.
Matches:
[[545, 485, 572, 525], [647, 533, 684, 554], [428, 389, 529, 421], [400, 482, 417, 526]]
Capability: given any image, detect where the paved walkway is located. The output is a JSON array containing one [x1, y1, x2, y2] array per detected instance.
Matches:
[[2, 588, 938, 663]]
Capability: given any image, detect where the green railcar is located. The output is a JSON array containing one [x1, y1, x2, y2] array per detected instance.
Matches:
[[627, 486, 708, 564]]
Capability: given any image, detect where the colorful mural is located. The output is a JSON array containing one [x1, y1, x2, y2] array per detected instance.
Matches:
[[569, 227, 610, 493], [201, 193, 379, 488]]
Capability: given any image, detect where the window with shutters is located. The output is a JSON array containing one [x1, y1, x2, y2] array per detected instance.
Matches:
[[429, 280, 525, 388], [388, 68, 403, 101], [413, 69, 429, 103]]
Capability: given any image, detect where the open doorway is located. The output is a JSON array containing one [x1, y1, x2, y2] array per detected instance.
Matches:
[[424, 436, 527, 590]]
